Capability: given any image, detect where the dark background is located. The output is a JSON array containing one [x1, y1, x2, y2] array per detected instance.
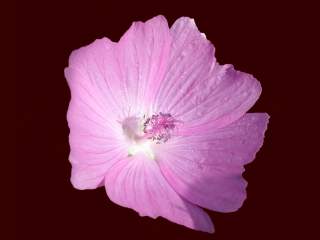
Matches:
[[15, 1, 318, 239]]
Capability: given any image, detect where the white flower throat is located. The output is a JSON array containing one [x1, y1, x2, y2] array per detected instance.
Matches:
[[122, 113, 177, 159]]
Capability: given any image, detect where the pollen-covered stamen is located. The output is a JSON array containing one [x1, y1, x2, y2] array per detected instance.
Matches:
[[143, 112, 177, 144]]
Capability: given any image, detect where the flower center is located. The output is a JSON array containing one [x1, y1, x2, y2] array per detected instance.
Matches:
[[143, 112, 176, 144], [122, 113, 176, 159]]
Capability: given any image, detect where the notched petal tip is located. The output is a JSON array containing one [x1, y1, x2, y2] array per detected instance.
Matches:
[[174, 16, 197, 26], [240, 112, 270, 166], [263, 112, 271, 122], [129, 14, 169, 30], [259, 112, 270, 130], [171, 16, 210, 42], [66, 37, 114, 70]]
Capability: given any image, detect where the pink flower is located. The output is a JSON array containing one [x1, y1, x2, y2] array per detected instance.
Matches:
[[65, 15, 269, 233]]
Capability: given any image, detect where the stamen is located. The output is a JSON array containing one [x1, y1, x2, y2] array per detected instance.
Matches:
[[143, 112, 177, 144]]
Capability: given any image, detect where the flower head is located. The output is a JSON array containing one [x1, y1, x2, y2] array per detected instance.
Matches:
[[65, 15, 269, 233]]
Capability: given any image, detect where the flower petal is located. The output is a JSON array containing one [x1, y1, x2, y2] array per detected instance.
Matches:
[[153, 17, 215, 114], [104, 154, 214, 233], [157, 113, 269, 212], [116, 15, 171, 115], [66, 38, 126, 122], [174, 64, 262, 129], [71, 159, 118, 190], [153, 17, 261, 129], [65, 15, 172, 189], [65, 63, 126, 189]]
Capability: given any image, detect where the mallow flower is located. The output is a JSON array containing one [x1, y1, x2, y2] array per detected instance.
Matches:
[[65, 15, 269, 233]]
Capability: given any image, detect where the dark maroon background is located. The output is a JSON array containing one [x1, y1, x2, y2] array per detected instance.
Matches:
[[15, 1, 317, 239]]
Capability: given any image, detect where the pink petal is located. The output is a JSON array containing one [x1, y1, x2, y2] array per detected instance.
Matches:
[[153, 17, 215, 114], [70, 159, 120, 190], [157, 113, 269, 212], [65, 64, 126, 189], [153, 17, 261, 129], [104, 154, 214, 233], [66, 38, 125, 121], [65, 15, 172, 189], [115, 15, 171, 114]]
